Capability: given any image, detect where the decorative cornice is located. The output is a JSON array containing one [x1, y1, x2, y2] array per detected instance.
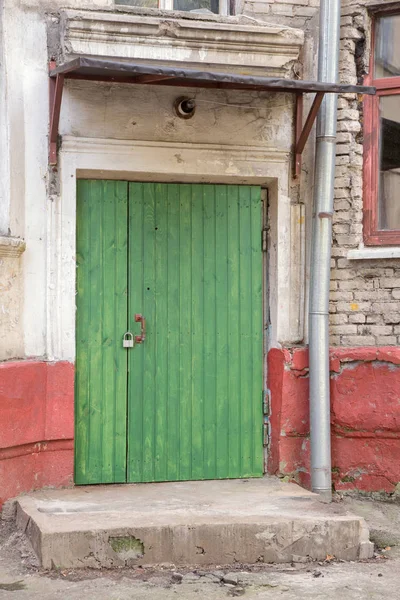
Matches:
[[0, 236, 26, 258], [60, 9, 303, 77]]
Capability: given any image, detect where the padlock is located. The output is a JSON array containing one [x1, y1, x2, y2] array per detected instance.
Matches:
[[123, 332, 134, 348]]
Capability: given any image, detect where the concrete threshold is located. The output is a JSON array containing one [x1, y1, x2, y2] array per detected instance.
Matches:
[[15, 477, 374, 569]]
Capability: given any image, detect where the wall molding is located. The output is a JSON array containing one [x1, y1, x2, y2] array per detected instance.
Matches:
[[44, 135, 304, 360], [60, 9, 303, 77], [62, 136, 289, 163]]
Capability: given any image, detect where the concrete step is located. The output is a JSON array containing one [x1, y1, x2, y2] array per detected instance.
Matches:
[[14, 478, 373, 569]]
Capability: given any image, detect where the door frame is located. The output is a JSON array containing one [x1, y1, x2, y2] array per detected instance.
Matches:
[[47, 136, 306, 476]]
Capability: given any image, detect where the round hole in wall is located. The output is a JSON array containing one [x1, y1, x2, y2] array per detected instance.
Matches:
[[174, 96, 196, 119]]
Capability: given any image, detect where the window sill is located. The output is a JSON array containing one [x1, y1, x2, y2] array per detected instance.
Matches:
[[62, 8, 304, 78], [347, 246, 400, 260]]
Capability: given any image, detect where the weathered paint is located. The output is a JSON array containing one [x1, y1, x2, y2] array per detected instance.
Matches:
[[268, 346, 400, 493], [57, 138, 297, 362], [2, 0, 400, 506], [2, 344, 400, 507], [0, 238, 25, 360], [76, 181, 263, 483], [128, 183, 263, 481], [75, 180, 128, 485], [1, 3, 303, 363], [0, 361, 74, 507]]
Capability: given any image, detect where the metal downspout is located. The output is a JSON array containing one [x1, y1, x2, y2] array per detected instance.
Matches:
[[309, 0, 341, 502]]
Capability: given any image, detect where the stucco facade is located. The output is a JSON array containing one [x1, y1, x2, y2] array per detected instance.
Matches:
[[0, 0, 400, 505]]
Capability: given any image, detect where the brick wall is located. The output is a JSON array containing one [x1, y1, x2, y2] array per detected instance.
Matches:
[[244, 0, 319, 30], [244, 0, 400, 347]]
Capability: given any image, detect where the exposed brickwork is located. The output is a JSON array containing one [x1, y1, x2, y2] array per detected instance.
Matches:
[[329, 0, 400, 348], [243, 0, 319, 30], [244, 0, 400, 347]]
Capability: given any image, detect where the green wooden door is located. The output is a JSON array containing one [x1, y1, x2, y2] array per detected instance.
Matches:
[[75, 181, 263, 484]]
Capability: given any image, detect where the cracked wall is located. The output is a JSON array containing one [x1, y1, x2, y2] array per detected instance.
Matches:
[[268, 346, 400, 493]]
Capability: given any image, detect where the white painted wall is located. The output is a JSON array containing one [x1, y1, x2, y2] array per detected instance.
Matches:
[[0, 2, 306, 361], [1, 4, 49, 358]]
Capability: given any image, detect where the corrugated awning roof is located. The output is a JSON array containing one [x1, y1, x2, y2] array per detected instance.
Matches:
[[50, 56, 375, 95]]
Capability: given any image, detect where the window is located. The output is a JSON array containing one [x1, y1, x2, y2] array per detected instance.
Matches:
[[364, 12, 400, 245], [116, 0, 229, 15]]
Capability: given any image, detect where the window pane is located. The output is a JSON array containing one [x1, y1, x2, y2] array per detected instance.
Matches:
[[378, 95, 400, 230], [115, 0, 220, 10], [116, 0, 159, 7], [173, 0, 218, 12], [375, 15, 400, 78]]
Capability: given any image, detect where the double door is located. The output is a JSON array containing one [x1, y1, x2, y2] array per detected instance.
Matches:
[[75, 180, 263, 484]]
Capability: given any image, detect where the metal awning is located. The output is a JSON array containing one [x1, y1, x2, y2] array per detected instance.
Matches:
[[49, 57, 376, 169]]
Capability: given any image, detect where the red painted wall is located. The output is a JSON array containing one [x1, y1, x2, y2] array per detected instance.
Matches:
[[0, 361, 74, 507], [1, 350, 399, 507], [268, 347, 400, 493]]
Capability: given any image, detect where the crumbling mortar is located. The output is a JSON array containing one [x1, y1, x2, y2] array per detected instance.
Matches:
[[337, 488, 400, 503], [333, 425, 400, 438], [330, 359, 400, 378]]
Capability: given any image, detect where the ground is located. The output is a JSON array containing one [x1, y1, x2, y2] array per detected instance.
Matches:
[[1, 494, 400, 599]]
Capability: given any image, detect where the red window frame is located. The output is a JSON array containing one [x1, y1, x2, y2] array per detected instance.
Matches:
[[364, 12, 400, 246]]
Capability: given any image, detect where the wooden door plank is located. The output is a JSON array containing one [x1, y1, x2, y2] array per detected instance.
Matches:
[[203, 185, 217, 479], [177, 184, 193, 481], [190, 184, 205, 480], [141, 183, 157, 482], [250, 186, 264, 475], [101, 182, 129, 483], [75, 181, 91, 484], [127, 183, 145, 482], [154, 184, 168, 481], [86, 180, 103, 480], [215, 185, 230, 478], [226, 185, 241, 477], [165, 184, 181, 481], [238, 186, 254, 477]]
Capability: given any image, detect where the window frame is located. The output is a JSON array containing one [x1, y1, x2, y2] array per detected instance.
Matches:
[[116, 0, 230, 15], [364, 11, 400, 246]]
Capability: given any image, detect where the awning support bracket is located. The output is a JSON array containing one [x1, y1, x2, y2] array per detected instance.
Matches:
[[294, 91, 325, 178], [49, 61, 65, 166]]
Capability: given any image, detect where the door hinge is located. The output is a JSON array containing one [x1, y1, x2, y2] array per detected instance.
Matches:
[[262, 390, 271, 448], [262, 228, 267, 252], [262, 389, 270, 415], [263, 417, 271, 448]]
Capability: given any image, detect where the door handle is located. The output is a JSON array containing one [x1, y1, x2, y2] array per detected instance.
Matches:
[[135, 313, 146, 344]]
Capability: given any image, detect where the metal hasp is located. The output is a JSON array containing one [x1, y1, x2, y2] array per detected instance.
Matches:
[[134, 313, 146, 344], [48, 57, 375, 166]]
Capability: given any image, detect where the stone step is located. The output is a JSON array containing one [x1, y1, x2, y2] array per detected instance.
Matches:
[[14, 478, 373, 569]]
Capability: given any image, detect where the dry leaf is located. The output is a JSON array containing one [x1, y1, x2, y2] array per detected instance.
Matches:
[[325, 555, 335, 562]]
